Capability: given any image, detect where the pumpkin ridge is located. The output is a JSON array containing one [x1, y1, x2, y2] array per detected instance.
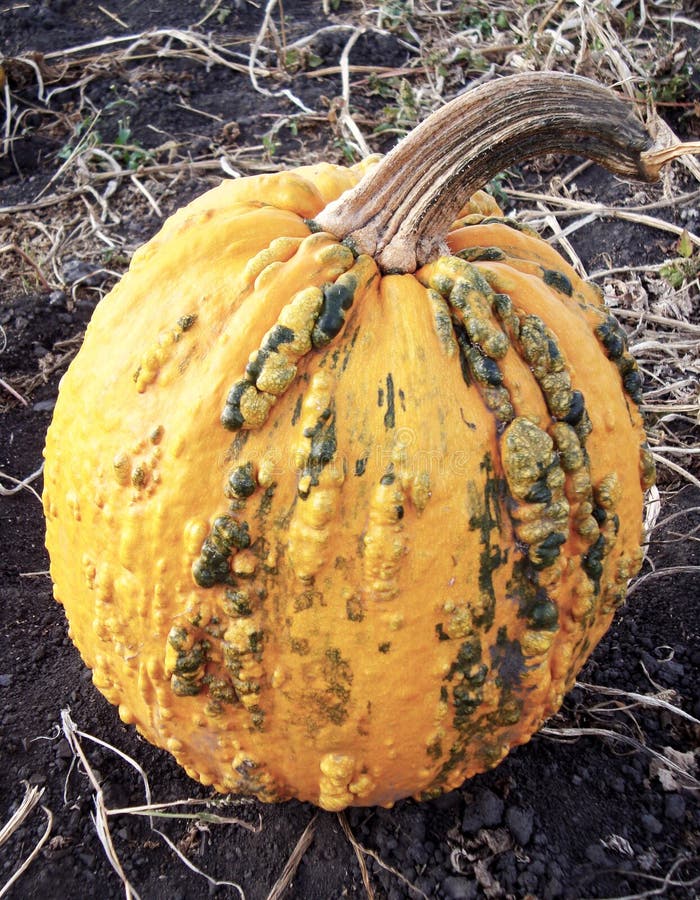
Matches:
[[221, 250, 377, 432]]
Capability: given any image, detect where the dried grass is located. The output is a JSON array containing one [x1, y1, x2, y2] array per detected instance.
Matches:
[[0, 784, 53, 898]]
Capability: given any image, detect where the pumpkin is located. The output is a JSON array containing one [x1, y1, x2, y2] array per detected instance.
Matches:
[[43, 74, 692, 810]]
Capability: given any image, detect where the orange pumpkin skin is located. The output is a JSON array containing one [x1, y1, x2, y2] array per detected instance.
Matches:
[[43, 159, 652, 810]]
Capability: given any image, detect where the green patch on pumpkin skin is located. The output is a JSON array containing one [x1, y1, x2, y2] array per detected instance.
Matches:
[[542, 268, 573, 296], [346, 596, 364, 622], [298, 405, 337, 499], [354, 457, 368, 476], [380, 466, 396, 486], [426, 738, 443, 760], [467, 453, 505, 631], [319, 647, 353, 725], [384, 373, 396, 429], [427, 288, 458, 355], [487, 627, 525, 727], [421, 742, 467, 796], [256, 484, 277, 521], [456, 246, 507, 262], [227, 462, 257, 500], [168, 632, 211, 697], [192, 516, 251, 588], [290, 637, 310, 655], [312, 277, 357, 349], [177, 313, 198, 331], [170, 676, 202, 697], [291, 394, 303, 426], [583, 533, 606, 594], [508, 559, 558, 630], [294, 591, 323, 612], [224, 589, 252, 618], [453, 322, 514, 423]]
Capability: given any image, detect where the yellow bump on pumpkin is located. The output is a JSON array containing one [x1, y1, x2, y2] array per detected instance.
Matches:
[[423, 256, 509, 359], [261, 171, 325, 218], [362, 476, 405, 602], [118, 703, 136, 725], [132, 315, 197, 394], [409, 470, 431, 513], [94, 567, 113, 605], [520, 629, 557, 659], [287, 485, 339, 582], [238, 383, 276, 429], [639, 445, 656, 491], [427, 288, 457, 356], [65, 490, 82, 522], [349, 773, 375, 798], [317, 241, 356, 270], [256, 455, 277, 488], [232, 550, 257, 576], [596, 472, 622, 510], [81, 554, 96, 589], [275, 285, 325, 355], [501, 417, 569, 569], [241, 236, 305, 288], [386, 612, 404, 631], [112, 452, 131, 486], [318, 752, 355, 811], [271, 667, 286, 688], [287, 373, 342, 581], [251, 350, 298, 396], [131, 463, 148, 488]]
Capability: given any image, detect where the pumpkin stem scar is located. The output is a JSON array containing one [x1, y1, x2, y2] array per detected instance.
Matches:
[[313, 73, 697, 274]]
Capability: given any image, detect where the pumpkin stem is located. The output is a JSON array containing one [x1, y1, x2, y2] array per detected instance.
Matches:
[[314, 73, 697, 274]]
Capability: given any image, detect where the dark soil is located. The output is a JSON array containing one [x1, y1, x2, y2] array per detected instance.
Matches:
[[1, 3, 699, 899]]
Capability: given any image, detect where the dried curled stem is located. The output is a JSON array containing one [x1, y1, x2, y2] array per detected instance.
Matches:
[[315, 73, 699, 273]]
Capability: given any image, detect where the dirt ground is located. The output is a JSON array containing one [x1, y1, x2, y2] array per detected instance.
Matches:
[[1, 2, 699, 899]]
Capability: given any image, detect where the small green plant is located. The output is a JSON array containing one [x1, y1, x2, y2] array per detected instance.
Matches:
[[332, 137, 358, 164], [651, 70, 692, 104], [457, 2, 512, 37], [57, 115, 102, 161], [366, 73, 397, 100], [486, 172, 511, 208], [111, 117, 152, 169], [262, 132, 279, 158], [376, 0, 412, 30], [282, 47, 323, 73], [373, 78, 419, 139], [660, 231, 699, 288]]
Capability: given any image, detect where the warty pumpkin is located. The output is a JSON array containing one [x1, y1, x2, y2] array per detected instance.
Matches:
[[43, 74, 696, 810]]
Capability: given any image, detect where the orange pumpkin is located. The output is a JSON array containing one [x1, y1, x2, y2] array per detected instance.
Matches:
[[43, 74, 690, 809]]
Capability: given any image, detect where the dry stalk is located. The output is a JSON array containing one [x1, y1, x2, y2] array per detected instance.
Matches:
[[575, 681, 699, 726], [0, 377, 28, 406], [592, 854, 700, 900], [0, 464, 44, 502], [0, 785, 53, 900], [248, 0, 314, 114], [337, 811, 431, 900], [338, 811, 374, 899], [60, 709, 249, 900], [0, 783, 45, 848], [539, 725, 700, 787], [265, 812, 318, 900]]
